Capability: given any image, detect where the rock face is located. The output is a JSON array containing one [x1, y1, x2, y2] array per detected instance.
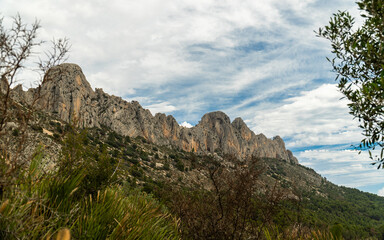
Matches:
[[21, 63, 298, 164], [38, 64, 97, 125], [177, 112, 298, 164]]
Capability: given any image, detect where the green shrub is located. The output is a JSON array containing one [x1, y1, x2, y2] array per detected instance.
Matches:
[[56, 124, 63, 133], [150, 162, 156, 169], [140, 151, 149, 161], [130, 166, 143, 179], [142, 183, 154, 194], [163, 161, 170, 171], [174, 159, 184, 172], [111, 149, 119, 157], [53, 133, 60, 140], [12, 129, 19, 136], [136, 136, 147, 143], [73, 187, 179, 239], [124, 146, 136, 157], [31, 125, 43, 132], [128, 157, 139, 165], [0, 144, 180, 240]]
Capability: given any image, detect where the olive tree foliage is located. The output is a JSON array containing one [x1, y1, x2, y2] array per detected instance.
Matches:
[[317, 0, 384, 168], [0, 14, 70, 194]]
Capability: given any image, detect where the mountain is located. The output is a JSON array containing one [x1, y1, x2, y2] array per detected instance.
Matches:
[[4, 63, 384, 239], [14, 63, 298, 164]]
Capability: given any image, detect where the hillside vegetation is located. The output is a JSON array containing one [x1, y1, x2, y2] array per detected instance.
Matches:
[[1, 111, 384, 239]]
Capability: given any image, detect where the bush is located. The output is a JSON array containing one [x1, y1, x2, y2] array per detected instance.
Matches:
[[163, 161, 170, 171], [0, 143, 180, 239], [140, 151, 149, 161], [128, 157, 139, 165], [124, 146, 136, 157], [136, 136, 147, 143], [12, 129, 19, 136], [142, 183, 154, 194], [150, 162, 156, 169], [174, 159, 184, 172], [31, 125, 43, 132], [130, 166, 143, 179], [159, 157, 273, 239], [53, 133, 60, 140], [111, 149, 119, 157]]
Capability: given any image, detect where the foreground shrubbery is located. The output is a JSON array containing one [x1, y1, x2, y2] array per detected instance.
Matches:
[[0, 135, 180, 239], [156, 156, 384, 240]]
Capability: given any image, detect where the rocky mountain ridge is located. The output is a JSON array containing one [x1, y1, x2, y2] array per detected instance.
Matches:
[[13, 63, 298, 164]]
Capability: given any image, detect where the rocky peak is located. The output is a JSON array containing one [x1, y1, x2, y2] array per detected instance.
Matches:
[[17, 63, 299, 164], [38, 63, 96, 125], [199, 111, 231, 127], [272, 136, 285, 148], [43, 64, 92, 90], [231, 117, 247, 130]]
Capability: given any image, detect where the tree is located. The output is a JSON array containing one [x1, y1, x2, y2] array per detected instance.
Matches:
[[317, 0, 384, 167], [0, 13, 70, 195], [0, 14, 70, 132]]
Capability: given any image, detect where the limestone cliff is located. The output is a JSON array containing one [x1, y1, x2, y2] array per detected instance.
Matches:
[[20, 63, 298, 164]]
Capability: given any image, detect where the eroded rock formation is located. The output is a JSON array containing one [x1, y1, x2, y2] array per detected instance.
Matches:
[[19, 63, 298, 164]]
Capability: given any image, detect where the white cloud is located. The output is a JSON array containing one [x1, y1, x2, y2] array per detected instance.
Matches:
[[297, 148, 384, 188], [180, 121, 193, 128], [378, 187, 384, 197], [242, 84, 361, 148], [144, 101, 177, 115], [2, 0, 357, 92], [123, 96, 177, 115]]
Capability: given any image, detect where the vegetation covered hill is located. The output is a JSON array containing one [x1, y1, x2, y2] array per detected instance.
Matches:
[[2, 106, 384, 239]]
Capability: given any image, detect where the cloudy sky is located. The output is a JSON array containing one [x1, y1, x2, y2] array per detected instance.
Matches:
[[2, 0, 384, 195]]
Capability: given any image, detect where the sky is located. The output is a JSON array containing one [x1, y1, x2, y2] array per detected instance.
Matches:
[[2, 0, 384, 195]]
